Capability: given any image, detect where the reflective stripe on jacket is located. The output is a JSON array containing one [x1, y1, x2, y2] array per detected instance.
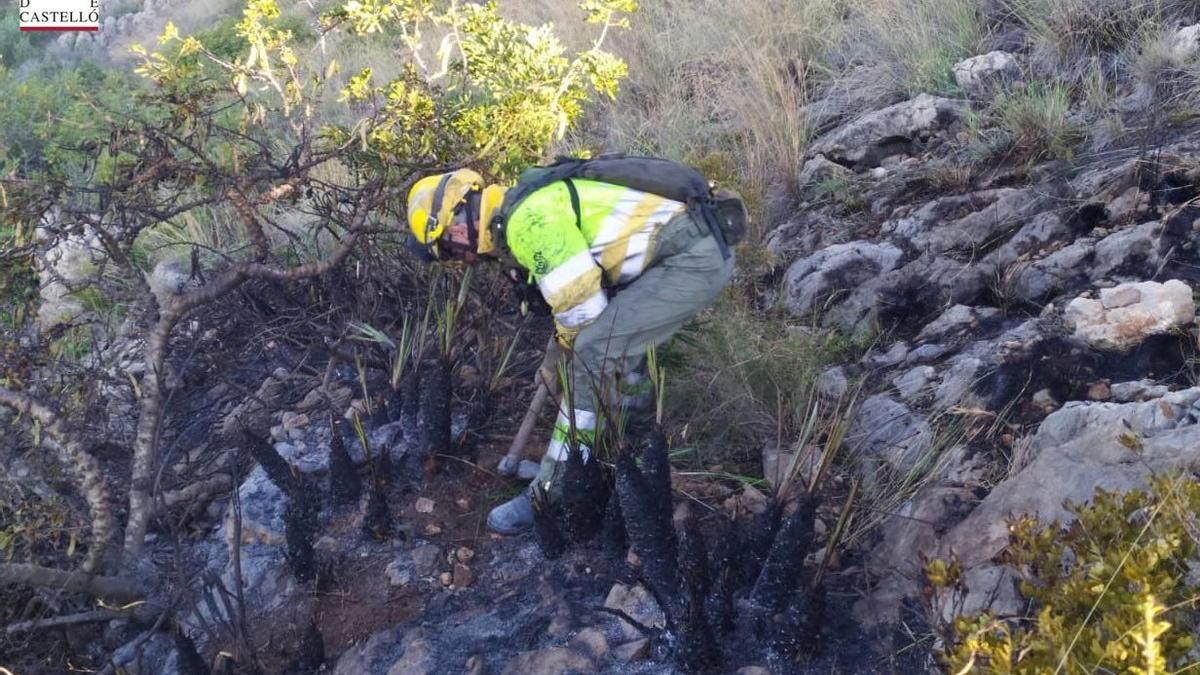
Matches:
[[504, 179, 686, 338]]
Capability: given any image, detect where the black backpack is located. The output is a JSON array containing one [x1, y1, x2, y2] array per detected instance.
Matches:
[[488, 154, 747, 260]]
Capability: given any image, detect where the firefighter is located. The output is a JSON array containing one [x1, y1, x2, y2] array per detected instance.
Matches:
[[406, 166, 736, 534]]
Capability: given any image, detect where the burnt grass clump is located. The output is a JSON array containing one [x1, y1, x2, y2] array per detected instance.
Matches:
[[242, 428, 321, 583], [532, 422, 826, 672], [419, 356, 452, 459], [362, 447, 394, 541], [328, 416, 361, 506]]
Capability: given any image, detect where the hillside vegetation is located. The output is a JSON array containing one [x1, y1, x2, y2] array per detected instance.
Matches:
[[4, 0, 1200, 673]]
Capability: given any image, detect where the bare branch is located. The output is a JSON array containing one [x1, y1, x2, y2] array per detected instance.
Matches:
[[0, 563, 142, 602], [5, 606, 159, 635]]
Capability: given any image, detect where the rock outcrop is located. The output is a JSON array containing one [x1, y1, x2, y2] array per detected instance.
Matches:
[[768, 83, 1200, 638]]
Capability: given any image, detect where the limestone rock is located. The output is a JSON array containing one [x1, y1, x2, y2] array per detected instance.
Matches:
[[613, 638, 650, 662], [386, 629, 436, 675], [766, 209, 855, 267], [1171, 24, 1200, 62], [846, 395, 934, 477], [798, 154, 853, 192], [36, 214, 106, 330], [938, 388, 1200, 610], [409, 543, 442, 576], [935, 566, 1024, 624], [782, 242, 904, 316], [817, 365, 851, 400], [334, 628, 403, 674], [569, 628, 609, 660], [807, 94, 968, 168], [935, 356, 983, 408], [953, 51, 1019, 96], [863, 341, 909, 368], [893, 366, 936, 401], [603, 583, 666, 641], [917, 305, 1002, 344], [385, 559, 412, 587], [1064, 280, 1195, 350], [1111, 379, 1171, 402], [501, 647, 593, 675]]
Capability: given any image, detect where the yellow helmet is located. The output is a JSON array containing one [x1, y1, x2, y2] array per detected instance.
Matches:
[[407, 169, 484, 245], [406, 169, 507, 258]]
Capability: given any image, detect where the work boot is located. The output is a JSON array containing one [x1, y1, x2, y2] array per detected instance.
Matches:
[[487, 491, 534, 534], [487, 455, 564, 535]]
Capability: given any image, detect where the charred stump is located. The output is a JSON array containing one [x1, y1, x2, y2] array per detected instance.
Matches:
[[174, 626, 210, 675], [531, 483, 568, 559], [600, 490, 628, 558], [328, 416, 360, 506], [609, 424, 826, 670], [747, 494, 817, 614], [287, 619, 326, 674], [419, 356, 452, 459], [399, 368, 421, 436], [362, 448, 393, 541], [242, 429, 320, 582], [560, 445, 609, 544]]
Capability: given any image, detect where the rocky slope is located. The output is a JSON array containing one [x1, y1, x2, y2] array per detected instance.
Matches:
[[767, 36, 1200, 643]]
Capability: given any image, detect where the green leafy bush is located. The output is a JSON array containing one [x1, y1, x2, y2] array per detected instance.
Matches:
[[932, 474, 1200, 673]]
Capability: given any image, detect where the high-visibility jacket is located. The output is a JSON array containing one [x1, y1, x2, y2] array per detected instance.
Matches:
[[504, 179, 686, 341]]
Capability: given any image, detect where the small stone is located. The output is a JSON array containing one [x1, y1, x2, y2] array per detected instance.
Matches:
[[501, 647, 592, 675], [439, 572, 453, 587], [455, 547, 475, 563], [424, 524, 442, 536], [613, 639, 650, 662], [409, 544, 442, 575], [1087, 381, 1111, 401], [453, 563, 474, 588], [738, 667, 771, 675], [570, 628, 609, 659], [547, 610, 574, 637], [817, 366, 850, 400], [385, 560, 412, 587], [415, 497, 435, 514], [814, 519, 829, 536], [281, 411, 310, 432], [455, 498, 470, 512], [604, 583, 666, 640], [465, 656, 485, 675], [625, 549, 640, 567], [1032, 389, 1059, 412], [952, 51, 1019, 96]]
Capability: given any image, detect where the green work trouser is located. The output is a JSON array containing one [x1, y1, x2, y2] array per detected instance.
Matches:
[[536, 211, 736, 487]]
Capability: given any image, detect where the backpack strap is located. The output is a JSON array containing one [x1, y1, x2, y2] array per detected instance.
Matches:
[[562, 178, 582, 231]]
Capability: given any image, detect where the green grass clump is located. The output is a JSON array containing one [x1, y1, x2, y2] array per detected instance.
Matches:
[[660, 294, 855, 471], [933, 473, 1200, 673], [994, 81, 1080, 161], [854, 0, 986, 96]]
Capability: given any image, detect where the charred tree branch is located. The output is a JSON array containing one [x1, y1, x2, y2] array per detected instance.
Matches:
[[0, 388, 115, 574], [0, 563, 142, 602]]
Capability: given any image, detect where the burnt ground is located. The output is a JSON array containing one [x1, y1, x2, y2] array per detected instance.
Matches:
[[225, 432, 938, 675]]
